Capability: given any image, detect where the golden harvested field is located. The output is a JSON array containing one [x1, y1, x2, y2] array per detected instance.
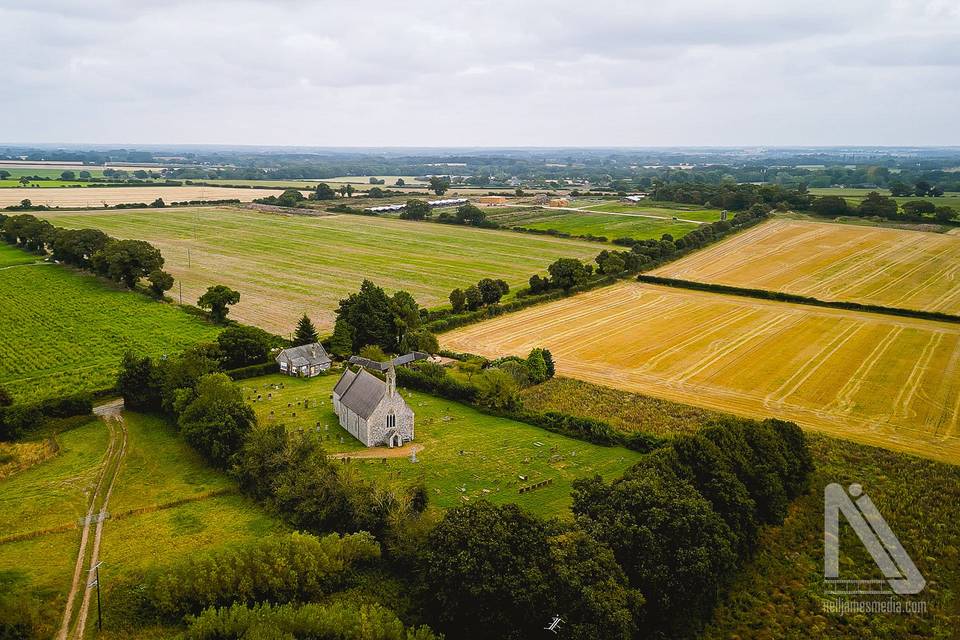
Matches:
[[443, 282, 960, 464], [0, 186, 298, 208], [652, 219, 960, 314], [38, 207, 600, 334]]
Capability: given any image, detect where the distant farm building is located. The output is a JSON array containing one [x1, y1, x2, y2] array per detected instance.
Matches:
[[621, 194, 649, 203], [478, 195, 508, 206], [547, 197, 570, 208], [276, 343, 331, 377], [428, 197, 468, 208], [365, 203, 405, 213], [332, 353, 429, 447], [533, 194, 551, 205]]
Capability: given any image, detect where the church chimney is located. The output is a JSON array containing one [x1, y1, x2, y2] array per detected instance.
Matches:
[[386, 364, 396, 397]]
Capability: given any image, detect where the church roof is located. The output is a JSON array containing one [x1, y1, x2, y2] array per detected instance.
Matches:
[[336, 368, 387, 420], [333, 368, 356, 397]]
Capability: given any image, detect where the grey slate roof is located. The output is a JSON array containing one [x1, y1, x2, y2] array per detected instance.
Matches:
[[337, 368, 387, 420], [347, 351, 428, 371], [333, 368, 357, 397], [276, 343, 331, 367]]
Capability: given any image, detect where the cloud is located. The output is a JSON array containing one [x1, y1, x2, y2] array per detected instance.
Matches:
[[0, 0, 958, 146]]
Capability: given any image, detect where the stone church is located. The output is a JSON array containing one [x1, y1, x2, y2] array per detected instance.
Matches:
[[332, 358, 418, 448]]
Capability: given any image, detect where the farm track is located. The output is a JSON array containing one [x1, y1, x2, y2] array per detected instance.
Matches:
[[57, 402, 126, 640]]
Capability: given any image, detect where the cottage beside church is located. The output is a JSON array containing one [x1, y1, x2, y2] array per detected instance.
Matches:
[[276, 343, 332, 377], [332, 353, 427, 448]]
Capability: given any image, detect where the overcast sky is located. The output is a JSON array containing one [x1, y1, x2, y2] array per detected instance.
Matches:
[[1, 0, 958, 147]]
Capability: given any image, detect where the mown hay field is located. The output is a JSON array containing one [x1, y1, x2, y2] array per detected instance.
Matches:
[[652, 219, 960, 314], [243, 373, 644, 517], [484, 207, 700, 240], [0, 253, 220, 402], [38, 207, 601, 333], [0, 186, 304, 208], [443, 282, 960, 464]]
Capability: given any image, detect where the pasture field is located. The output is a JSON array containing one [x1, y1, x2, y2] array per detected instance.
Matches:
[[242, 373, 644, 517], [38, 207, 601, 333], [0, 241, 38, 267], [0, 180, 91, 188], [580, 201, 725, 222], [0, 254, 220, 402], [0, 413, 281, 638], [652, 219, 960, 314], [485, 207, 699, 240], [443, 282, 960, 464], [809, 187, 960, 210], [0, 186, 307, 208]]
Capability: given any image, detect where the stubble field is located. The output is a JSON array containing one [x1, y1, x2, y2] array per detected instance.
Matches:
[[0, 186, 302, 208], [38, 207, 601, 334], [443, 282, 960, 464], [652, 219, 960, 314]]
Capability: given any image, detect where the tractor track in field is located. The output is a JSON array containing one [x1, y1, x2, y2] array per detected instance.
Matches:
[[57, 400, 126, 640]]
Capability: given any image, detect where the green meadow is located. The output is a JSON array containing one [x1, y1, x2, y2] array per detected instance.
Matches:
[[38, 207, 602, 333], [243, 373, 644, 517], [0, 247, 220, 402], [486, 206, 702, 240]]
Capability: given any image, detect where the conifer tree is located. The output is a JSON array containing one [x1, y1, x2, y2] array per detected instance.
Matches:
[[293, 314, 319, 346]]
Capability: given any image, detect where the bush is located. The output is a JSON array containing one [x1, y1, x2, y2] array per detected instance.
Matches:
[[184, 602, 438, 640], [149, 532, 380, 619]]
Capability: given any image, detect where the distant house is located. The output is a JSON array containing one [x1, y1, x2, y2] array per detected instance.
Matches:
[[332, 353, 428, 447], [275, 343, 331, 377], [478, 195, 508, 206]]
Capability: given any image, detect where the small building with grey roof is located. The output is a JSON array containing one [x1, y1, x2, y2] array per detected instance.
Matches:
[[276, 343, 331, 378]]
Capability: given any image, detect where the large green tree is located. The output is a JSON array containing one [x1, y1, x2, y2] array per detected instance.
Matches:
[[178, 373, 256, 468], [92, 239, 164, 288], [197, 285, 241, 323], [217, 325, 272, 369]]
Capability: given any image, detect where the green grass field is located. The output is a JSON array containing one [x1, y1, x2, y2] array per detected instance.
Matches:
[[485, 207, 701, 241], [808, 187, 960, 210], [580, 201, 726, 222], [0, 248, 221, 402], [243, 373, 644, 517], [38, 207, 602, 333], [0, 242, 39, 267], [0, 168, 107, 180], [0, 412, 282, 638], [0, 180, 92, 188]]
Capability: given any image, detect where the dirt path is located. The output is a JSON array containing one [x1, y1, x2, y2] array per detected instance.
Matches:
[[329, 443, 424, 460], [57, 401, 126, 640]]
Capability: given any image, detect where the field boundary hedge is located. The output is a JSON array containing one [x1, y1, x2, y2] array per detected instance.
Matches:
[[395, 365, 667, 452], [637, 275, 960, 325]]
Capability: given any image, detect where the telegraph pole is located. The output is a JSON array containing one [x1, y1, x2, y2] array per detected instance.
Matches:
[[88, 562, 103, 631], [179, 281, 182, 304]]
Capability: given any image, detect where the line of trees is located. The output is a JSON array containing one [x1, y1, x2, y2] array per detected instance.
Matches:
[[811, 192, 957, 223], [449, 277, 509, 312], [0, 213, 174, 296]]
